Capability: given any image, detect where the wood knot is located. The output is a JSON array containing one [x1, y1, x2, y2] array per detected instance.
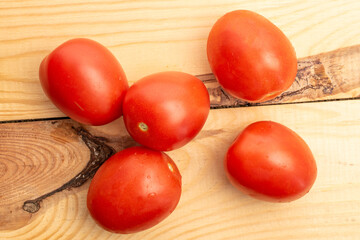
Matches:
[[23, 201, 40, 213]]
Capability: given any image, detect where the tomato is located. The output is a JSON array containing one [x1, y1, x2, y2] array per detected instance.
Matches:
[[39, 38, 128, 126], [87, 146, 182, 234], [225, 121, 317, 202], [207, 10, 297, 102], [122, 71, 210, 151]]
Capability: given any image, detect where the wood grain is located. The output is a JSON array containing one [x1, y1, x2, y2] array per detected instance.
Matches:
[[1, 0, 360, 121], [1, 100, 360, 239], [0, 119, 134, 231]]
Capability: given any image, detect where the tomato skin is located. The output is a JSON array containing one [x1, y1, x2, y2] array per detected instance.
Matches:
[[122, 71, 210, 151], [207, 10, 297, 102], [87, 146, 182, 234], [225, 121, 317, 202], [39, 38, 128, 126]]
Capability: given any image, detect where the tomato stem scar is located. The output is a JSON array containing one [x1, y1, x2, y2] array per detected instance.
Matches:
[[138, 122, 148, 132]]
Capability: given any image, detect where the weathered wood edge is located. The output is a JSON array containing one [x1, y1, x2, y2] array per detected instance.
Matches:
[[204, 44, 360, 108]]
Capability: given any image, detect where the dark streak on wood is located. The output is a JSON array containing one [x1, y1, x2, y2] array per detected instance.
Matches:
[[204, 45, 359, 108], [22, 126, 116, 213], [0, 117, 70, 124], [19, 123, 225, 215]]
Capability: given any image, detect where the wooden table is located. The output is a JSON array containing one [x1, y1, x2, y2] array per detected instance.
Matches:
[[1, 1, 360, 239]]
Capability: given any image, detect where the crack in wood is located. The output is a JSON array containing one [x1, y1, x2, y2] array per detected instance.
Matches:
[[22, 126, 116, 213]]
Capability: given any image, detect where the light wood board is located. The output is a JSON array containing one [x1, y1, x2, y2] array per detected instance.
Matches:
[[1, 100, 360, 239], [1, 0, 360, 121]]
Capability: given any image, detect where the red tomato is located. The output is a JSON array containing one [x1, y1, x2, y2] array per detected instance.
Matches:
[[122, 71, 210, 151], [225, 121, 317, 202], [39, 38, 128, 125], [87, 146, 182, 234], [207, 10, 297, 102]]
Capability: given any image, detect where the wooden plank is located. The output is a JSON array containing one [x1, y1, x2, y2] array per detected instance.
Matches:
[[1, 100, 360, 239], [1, 0, 360, 121], [1, 43, 359, 123]]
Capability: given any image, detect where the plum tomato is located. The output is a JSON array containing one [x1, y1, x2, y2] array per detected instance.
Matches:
[[39, 38, 128, 125], [87, 146, 182, 234], [122, 71, 210, 151], [207, 10, 297, 102], [225, 121, 317, 202]]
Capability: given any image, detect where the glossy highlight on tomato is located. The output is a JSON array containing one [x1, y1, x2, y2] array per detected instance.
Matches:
[[122, 71, 210, 151], [39, 38, 128, 125], [87, 146, 182, 234], [225, 121, 317, 202], [207, 10, 297, 102]]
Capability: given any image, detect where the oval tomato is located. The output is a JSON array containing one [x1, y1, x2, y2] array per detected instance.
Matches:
[[207, 10, 297, 102], [122, 71, 210, 151], [87, 146, 182, 234], [39, 38, 128, 126], [225, 121, 317, 202]]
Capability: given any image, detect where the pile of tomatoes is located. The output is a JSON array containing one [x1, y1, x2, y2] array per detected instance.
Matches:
[[39, 10, 317, 234]]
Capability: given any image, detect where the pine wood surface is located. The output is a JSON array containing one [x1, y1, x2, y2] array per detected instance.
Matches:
[[0, 0, 360, 239]]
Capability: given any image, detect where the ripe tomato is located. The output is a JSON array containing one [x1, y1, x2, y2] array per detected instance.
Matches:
[[225, 121, 317, 202], [39, 38, 128, 125], [122, 71, 210, 151], [87, 146, 182, 234], [207, 10, 297, 102]]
